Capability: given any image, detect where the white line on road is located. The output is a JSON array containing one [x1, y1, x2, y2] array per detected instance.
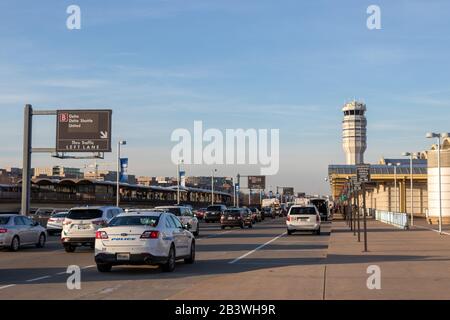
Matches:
[[82, 265, 96, 269], [0, 284, 16, 290], [197, 230, 233, 241], [229, 232, 286, 264], [26, 275, 51, 282], [56, 271, 67, 275]]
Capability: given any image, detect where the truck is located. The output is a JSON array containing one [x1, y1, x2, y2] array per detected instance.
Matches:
[[261, 198, 281, 216]]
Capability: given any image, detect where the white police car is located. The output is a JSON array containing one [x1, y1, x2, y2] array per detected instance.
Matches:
[[94, 210, 195, 272]]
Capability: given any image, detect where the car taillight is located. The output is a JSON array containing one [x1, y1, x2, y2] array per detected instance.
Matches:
[[48, 218, 55, 222], [63, 219, 72, 225], [0, 228, 7, 233], [316, 215, 320, 222], [95, 231, 108, 239], [141, 230, 159, 239], [286, 215, 290, 222]]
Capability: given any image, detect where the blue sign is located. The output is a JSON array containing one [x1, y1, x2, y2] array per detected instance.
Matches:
[[179, 170, 186, 187], [120, 158, 128, 183], [236, 184, 240, 191]]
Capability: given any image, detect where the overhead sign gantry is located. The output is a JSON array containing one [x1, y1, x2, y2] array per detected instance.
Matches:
[[21, 105, 113, 215]]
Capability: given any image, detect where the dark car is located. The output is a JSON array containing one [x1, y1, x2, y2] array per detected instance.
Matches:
[[220, 208, 253, 229], [262, 207, 276, 219], [204, 204, 227, 223], [310, 199, 329, 221]]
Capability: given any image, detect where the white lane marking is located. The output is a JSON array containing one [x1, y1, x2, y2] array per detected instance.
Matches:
[[82, 265, 95, 269], [0, 284, 16, 290], [229, 232, 286, 264], [56, 271, 67, 275], [26, 275, 51, 282], [197, 230, 233, 241]]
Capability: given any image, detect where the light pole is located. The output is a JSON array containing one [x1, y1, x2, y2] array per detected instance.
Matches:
[[402, 152, 417, 226], [426, 132, 449, 233], [211, 168, 217, 205], [116, 140, 126, 207], [232, 177, 236, 207], [176, 159, 184, 205], [388, 162, 401, 212]]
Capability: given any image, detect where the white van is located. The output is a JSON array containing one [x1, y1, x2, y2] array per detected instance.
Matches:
[[286, 205, 321, 235]]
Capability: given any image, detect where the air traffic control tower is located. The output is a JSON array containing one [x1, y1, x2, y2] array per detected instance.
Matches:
[[342, 101, 367, 165]]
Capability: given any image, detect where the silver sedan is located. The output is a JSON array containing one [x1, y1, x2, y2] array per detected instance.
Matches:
[[0, 214, 47, 251]]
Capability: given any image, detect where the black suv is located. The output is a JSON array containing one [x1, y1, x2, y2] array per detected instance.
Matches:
[[220, 208, 253, 229], [204, 204, 227, 223]]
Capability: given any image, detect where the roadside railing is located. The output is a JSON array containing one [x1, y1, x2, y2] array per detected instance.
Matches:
[[375, 210, 409, 230]]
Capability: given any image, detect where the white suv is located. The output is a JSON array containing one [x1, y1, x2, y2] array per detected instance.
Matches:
[[155, 206, 199, 236], [286, 205, 321, 235], [61, 206, 123, 252]]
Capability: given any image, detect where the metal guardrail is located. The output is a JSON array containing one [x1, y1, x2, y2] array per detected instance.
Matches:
[[375, 210, 409, 230]]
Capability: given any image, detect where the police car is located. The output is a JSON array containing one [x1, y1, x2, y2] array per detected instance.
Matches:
[[94, 210, 195, 272]]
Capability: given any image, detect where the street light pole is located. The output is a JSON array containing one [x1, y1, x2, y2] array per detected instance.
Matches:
[[116, 140, 126, 207], [402, 152, 415, 226], [176, 160, 180, 205], [211, 169, 217, 205]]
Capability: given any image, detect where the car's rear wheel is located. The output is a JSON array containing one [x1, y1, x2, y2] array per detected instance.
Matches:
[[287, 230, 293, 235], [185, 241, 195, 264], [316, 228, 321, 235], [97, 263, 112, 272], [10, 236, 20, 252], [240, 222, 244, 229], [248, 223, 253, 228], [221, 225, 225, 230], [36, 233, 46, 248], [64, 244, 76, 253], [162, 245, 176, 272]]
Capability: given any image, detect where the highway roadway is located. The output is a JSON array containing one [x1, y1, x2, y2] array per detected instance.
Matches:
[[0, 217, 331, 300]]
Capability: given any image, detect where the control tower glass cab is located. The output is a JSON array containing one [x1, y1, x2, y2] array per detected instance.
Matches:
[[342, 101, 367, 165]]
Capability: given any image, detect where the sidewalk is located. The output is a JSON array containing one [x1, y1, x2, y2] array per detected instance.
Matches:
[[324, 219, 450, 299]]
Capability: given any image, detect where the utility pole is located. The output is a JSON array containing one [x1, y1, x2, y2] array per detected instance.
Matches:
[[21, 104, 33, 215]]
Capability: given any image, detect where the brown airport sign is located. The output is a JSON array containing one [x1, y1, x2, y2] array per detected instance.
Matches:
[[56, 110, 112, 152], [248, 175, 266, 189]]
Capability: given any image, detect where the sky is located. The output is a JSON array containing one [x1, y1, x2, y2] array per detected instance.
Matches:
[[1, 0, 450, 195]]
